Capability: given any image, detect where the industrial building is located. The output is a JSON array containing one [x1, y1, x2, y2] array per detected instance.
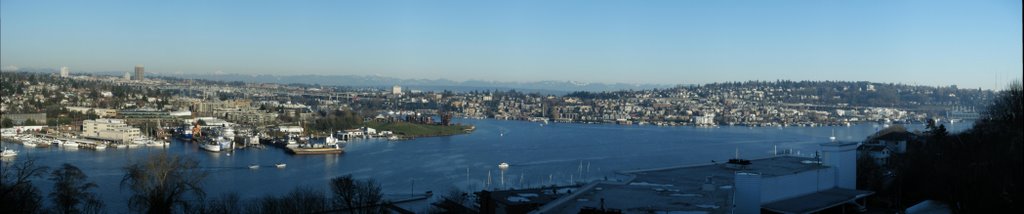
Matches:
[[526, 141, 870, 214]]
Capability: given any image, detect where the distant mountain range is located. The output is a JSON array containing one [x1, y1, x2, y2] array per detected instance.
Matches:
[[4, 67, 676, 94], [169, 73, 677, 94]]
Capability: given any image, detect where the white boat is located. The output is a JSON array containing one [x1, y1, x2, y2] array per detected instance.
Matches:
[[62, 140, 80, 148], [275, 163, 287, 168], [79, 142, 107, 150], [132, 138, 149, 146], [34, 139, 51, 148], [200, 141, 221, 152], [22, 140, 39, 148], [146, 140, 169, 147], [200, 136, 227, 152], [284, 137, 299, 148], [1, 147, 18, 157], [248, 164, 260, 169], [217, 137, 233, 151]]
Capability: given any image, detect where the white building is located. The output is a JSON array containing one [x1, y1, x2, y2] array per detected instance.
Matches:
[[693, 113, 716, 126], [392, 85, 402, 95], [81, 119, 141, 142], [362, 127, 377, 135], [59, 66, 70, 77]]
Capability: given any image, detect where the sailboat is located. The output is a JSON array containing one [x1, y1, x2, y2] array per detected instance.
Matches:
[[1, 136, 18, 157], [829, 129, 837, 141], [1, 146, 17, 157]]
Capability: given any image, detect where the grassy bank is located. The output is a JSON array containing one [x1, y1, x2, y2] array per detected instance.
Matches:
[[364, 121, 473, 138]]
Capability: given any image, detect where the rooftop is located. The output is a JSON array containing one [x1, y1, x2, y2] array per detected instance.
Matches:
[[762, 188, 874, 214], [544, 156, 830, 214]]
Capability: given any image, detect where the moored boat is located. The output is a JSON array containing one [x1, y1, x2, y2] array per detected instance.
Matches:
[[146, 140, 169, 147], [1, 147, 17, 157], [62, 140, 80, 148], [80, 142, 108, 150], [200, 141, 221, 152]]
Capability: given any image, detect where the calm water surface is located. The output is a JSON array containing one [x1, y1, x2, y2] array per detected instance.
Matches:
[[2, 119, 970, 212]]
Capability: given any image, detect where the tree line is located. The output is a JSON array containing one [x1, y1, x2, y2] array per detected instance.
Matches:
[[1, 153, 389, 214], [857, 81, 1022, 212]]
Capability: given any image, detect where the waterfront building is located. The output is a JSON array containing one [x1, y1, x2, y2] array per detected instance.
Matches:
[[693, 113, 716, 126], [81, 119, 141, 142]]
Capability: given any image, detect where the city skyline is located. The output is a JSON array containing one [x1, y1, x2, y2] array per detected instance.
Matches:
[[1, 0, 1021, 90]]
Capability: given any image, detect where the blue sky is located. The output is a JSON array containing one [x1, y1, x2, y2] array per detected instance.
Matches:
[[2, 0, 1020, 89]]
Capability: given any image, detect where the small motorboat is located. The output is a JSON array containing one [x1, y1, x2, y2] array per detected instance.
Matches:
[[1, 147, 18, 157], [275, 163, 287, 168], [248, 164, 259, 169], [499, 162, 509, 170]]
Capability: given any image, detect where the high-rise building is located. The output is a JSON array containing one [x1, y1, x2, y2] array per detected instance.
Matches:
[[392, 85, 402, 95], [134, 65, 145, 81], [59, 66, 70, 77]]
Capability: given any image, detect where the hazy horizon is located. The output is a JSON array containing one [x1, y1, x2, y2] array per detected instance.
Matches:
[[2, 0, 1021, 90]]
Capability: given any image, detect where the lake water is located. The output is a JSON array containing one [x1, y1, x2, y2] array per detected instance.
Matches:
[[1, 119, 971, 212]]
